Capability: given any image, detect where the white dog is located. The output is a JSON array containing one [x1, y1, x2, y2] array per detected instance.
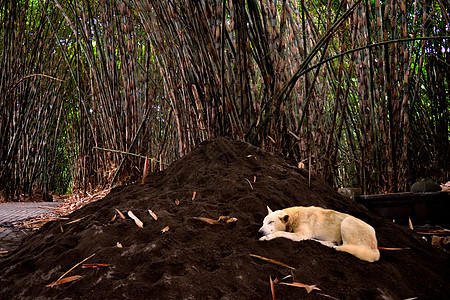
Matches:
[[258, 206, 380, 262]]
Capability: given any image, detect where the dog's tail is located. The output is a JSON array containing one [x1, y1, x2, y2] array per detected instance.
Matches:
[[336, 244, 380, 262]]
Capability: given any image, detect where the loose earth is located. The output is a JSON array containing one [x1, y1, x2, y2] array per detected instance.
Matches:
[[1, 137, 449, 299]]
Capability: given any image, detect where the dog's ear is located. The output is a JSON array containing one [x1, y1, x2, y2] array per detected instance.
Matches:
[[280, 213, 289, 223], [267, 206, 273, 214]]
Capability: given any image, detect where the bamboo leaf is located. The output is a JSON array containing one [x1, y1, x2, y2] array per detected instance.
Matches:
[[193, 217, 218, 225], [142, 155, 149, 184], [46, 275, 82, 287], [47, 254, 95, 287], [128, 211, 144, 228], [148, 209, 158, 221], [81, 264, 109, 268], [279, 281, 321, 293], [115, 209, 126, 220], [270, 276, 276, 300]]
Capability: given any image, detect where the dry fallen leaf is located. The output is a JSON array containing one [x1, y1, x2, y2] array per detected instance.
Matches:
[[279, 281, 321, 293], [82, 264, 109, 269], [115, 209, 126, 220], [46, 275, 82, 287], [280, 275, 292, 281], [175, 199, 180, 205], [377, 247, 410, 251], [191, 265, 200, 273], [66, 216, 87, 225], [116, 242, 123, 248], [111, 213, 117, 222], [193, 217, 218, 224], [161, 226, 169, 233], [142, 155, 149, 184], [192, 191, 197, 201], [128, 210, 144, 228], [270, 276, 276, 300], [245, 178, 253, 190], [415, 228, 450, 235], [249, 254, 296, 270], [148, 209, 158, 221], [218, 216, 238, 223], [48, 253, 95, 287], [194, 216, 237, 225]]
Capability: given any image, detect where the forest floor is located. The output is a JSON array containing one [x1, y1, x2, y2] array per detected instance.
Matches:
[[0, 137, 449, 299], [0, 190, 109, 252]]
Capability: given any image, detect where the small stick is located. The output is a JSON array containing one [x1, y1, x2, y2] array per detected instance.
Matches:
[[92, 147, 170, 165], [50, 253, 95, 287], [250, 254, 296, 270]]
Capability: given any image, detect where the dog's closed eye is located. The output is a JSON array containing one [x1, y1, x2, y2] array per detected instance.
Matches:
[[268, 221, 274, 225]]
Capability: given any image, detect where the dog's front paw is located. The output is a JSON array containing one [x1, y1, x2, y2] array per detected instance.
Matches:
[[259, 235, 269, 241], [259, 234, 275, 241]]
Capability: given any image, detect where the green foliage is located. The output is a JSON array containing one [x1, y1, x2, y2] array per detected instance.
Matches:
[[52, 134, 74, 194]]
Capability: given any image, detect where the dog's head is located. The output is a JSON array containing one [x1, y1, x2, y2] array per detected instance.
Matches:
[[258, 206, 290, 237]]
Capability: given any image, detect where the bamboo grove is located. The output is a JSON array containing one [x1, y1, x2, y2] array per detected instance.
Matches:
[[0, 0, 449, 200]]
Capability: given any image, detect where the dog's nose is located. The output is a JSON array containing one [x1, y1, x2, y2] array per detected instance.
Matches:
[[257, 229, 264, 239]]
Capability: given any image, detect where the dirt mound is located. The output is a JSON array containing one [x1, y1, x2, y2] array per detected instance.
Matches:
[[1, 137, 449, 299]]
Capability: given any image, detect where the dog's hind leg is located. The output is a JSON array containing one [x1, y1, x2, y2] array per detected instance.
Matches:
[[336, 216, 380, 262], [336, 243, 380, 262]]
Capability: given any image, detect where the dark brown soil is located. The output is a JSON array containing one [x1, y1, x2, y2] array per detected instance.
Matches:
[[1, 137, 449, 299]]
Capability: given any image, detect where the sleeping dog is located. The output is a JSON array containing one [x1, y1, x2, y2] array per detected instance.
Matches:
[[258, 206, 380, 262]]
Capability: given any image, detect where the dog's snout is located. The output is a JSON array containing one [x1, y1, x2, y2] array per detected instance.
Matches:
[[257, 229, 264, 239]]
